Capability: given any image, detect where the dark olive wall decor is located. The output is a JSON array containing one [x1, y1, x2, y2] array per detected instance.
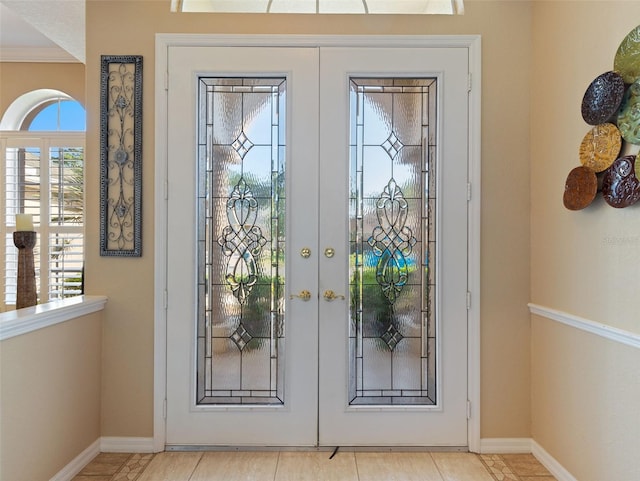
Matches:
[[100, 55, 143, 255]]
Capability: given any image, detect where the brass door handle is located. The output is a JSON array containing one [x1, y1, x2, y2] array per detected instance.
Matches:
[[323, 290, 345, 301], [290, 290, 312, 301]]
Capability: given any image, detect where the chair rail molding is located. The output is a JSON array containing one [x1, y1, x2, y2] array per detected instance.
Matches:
[[528, 303, 640, 350]]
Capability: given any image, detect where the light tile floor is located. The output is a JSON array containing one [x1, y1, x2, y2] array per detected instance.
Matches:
[[73, 451, 557, 481]]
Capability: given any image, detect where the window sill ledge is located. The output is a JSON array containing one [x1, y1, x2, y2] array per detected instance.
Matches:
[[0, 295, 107, 341]]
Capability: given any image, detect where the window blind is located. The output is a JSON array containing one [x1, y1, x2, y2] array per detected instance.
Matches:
[[0, 133, 85, 311]]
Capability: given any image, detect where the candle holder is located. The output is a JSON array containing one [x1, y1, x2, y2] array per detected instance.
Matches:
[[13, 231, 37, 309]]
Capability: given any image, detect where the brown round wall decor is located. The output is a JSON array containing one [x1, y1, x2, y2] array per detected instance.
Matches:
[[563, 166, 598, 210]]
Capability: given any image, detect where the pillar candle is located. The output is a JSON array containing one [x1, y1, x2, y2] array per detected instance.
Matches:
[[15, 214, 34, 232]]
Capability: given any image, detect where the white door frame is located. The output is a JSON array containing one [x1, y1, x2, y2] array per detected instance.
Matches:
[[154, 33, 482, 453]]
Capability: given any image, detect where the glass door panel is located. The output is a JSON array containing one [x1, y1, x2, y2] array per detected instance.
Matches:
[[197, 78, 286, 406], [349, 78, 437, 406]]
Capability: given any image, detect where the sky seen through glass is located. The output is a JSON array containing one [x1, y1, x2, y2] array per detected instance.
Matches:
[[28, 100, 86, 131]]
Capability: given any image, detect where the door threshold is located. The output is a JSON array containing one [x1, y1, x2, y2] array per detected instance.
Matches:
[[165, 445, 469, 452]]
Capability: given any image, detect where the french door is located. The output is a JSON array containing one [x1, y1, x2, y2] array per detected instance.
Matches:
[[165, 43, 470, 447]]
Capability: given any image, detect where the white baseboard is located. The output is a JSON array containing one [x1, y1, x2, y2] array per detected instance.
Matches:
[[100, 436, 156, 453], [481, 438, 578, 481], [49, 437, 155, 481], [479, 438, 532, 454], [531, 440, 579, 481], [49, 438, 101, 481]]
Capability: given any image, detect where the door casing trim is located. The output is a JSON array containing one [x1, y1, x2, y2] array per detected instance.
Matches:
[[154, 33, 481, 453]]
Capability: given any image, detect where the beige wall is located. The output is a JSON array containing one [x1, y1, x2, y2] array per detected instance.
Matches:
[[82, 0, 533, 439], [0, 62, 86, 114], [0, 312, 102, 481], [530, 2, 640, 479], [84, 0, 533, 440], [531, 2, 640, 334], [531, 316, 640, 481]]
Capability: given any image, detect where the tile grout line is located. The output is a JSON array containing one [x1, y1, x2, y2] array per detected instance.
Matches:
[[139, 453, 156, 481], [501, 455, 518, 481], [111, 453, 156, 481], [429, 452, 448, 481], [272, 450, 281, 481], [477, 455, 498, 481], [187, 451, 205, 481], [114, 454, 133, 481]]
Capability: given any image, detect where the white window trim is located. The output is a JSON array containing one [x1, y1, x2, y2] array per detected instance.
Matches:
[[0, 90, 73, 130]]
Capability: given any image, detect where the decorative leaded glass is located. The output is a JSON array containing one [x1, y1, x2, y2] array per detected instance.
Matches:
[[197, 78, 286, 405], [349, 78, 437, 406]]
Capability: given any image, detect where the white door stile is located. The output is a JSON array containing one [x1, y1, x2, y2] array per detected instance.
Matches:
[[165, 46, 320, 446], [318, 46, 469, 446]]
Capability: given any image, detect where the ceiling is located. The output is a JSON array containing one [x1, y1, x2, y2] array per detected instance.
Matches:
[[0, 0, 84, 63]]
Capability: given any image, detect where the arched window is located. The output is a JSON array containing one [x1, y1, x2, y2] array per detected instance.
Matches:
[[26, 98, 86, 132], [1, 90, 85, 310]]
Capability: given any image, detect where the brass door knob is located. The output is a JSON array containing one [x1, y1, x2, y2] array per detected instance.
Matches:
[[290, 290, 312, 301], [323, 290, 345, 301]]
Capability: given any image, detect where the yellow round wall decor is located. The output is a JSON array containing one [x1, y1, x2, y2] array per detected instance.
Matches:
[[578, 123, 622, 172]]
